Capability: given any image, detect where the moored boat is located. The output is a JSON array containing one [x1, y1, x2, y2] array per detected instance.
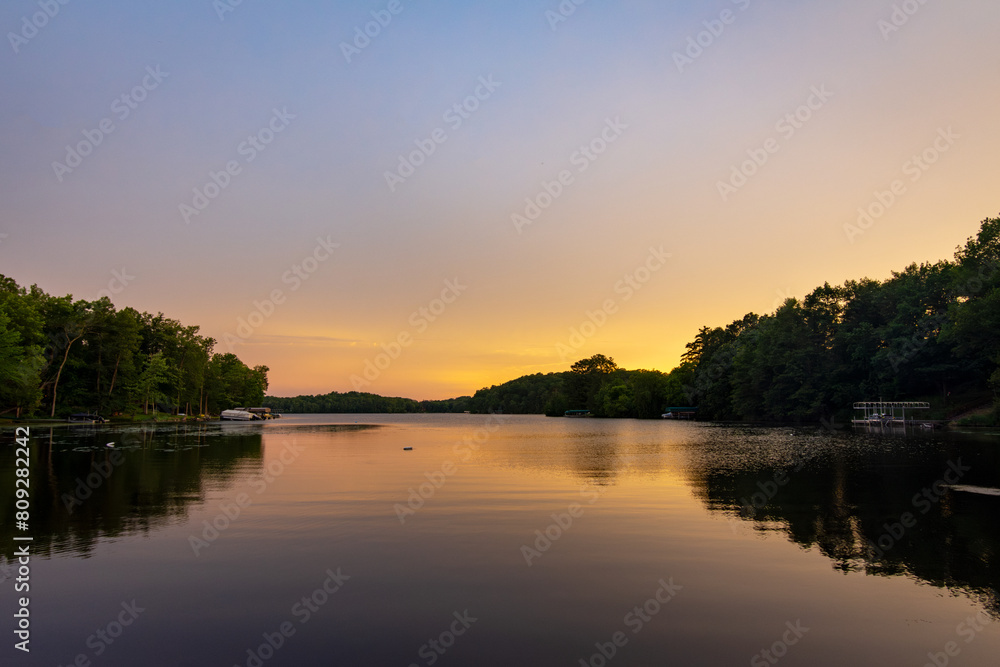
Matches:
[[220, 409, 256, 421]]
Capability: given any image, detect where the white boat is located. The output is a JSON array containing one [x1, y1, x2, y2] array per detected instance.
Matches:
[[220, 409, 256, 421]]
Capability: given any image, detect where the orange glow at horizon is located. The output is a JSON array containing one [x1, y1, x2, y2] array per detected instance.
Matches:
[[2, 2, 997, 401]]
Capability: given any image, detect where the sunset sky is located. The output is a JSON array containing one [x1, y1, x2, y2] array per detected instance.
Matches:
[[2, 0, 998, 399]]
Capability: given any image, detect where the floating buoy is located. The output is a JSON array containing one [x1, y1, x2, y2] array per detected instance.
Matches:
[[403, 447, 413, 451]]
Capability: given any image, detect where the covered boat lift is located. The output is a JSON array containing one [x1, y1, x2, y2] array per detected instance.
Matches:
[[852, 401, 930, 427]]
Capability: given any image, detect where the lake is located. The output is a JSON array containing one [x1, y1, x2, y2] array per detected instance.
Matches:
[[2, 414, 998, 666]]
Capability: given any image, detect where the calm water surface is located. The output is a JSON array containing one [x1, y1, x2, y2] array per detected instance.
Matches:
[[2, 414, 998, 666]]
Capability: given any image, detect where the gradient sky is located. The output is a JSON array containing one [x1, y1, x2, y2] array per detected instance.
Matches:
[[1, 0, 998, 399]]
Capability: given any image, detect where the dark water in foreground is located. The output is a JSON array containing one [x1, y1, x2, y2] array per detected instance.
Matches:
[[1, 414, 999, 666]]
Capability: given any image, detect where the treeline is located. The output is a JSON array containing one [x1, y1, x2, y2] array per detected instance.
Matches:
[[467, 355, 688, 418], [678, 215, 1000, 422], [242, 214, 1000, 424], [0, 275, 268, 418], [262, 392, 473, 414], [469, 215, 1000, 423], [264, 391, 420, 414]]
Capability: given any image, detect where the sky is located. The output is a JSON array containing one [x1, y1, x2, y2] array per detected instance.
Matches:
[[1, 0, 998, 400]]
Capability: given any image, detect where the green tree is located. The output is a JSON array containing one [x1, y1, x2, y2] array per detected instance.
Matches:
[[568, 354, 619, 410], [38, 294, 94, 417], [134, 352, 172, 415], [103, 308, 143, 414], [0, 303, 45, 417], [204, 354, 270, 413], [947, 216, 1000, 400], [628, 369, 669, 418], [596, 380, 633, 418]]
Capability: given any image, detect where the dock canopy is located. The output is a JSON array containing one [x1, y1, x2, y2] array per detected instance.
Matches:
[[852, 401, 930, 425], [662, 407, 698, 419], [852, 402, 930, 410]]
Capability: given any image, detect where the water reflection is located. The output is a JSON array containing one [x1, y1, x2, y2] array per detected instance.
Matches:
[[2, 417, 997, 627], [476, 419, 1000, 618], [0, 423, 264, 561], [476, 418, 677, 484], [680, 425, 1000, 617]]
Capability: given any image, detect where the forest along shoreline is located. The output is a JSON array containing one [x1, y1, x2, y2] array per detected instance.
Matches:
[[3, 215, 999, 428], [265, 216, 1000, 429]]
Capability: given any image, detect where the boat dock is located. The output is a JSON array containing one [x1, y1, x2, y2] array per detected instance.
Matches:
[[852, 401, 933, 428], [662, 407, 698, 420]]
